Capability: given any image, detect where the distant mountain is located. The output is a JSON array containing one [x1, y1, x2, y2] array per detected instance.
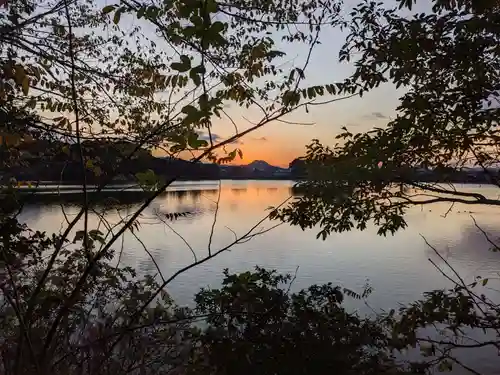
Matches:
[[246, 160, 283, 172], [218, 160, 290, 179]]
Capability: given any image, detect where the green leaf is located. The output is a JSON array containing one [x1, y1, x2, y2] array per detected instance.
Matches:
[[206, 0, 217, 13], [171, 75, 178, 87], [171, 55, 191, 72], [228, 149, 237, 161], [170, 144, 184, 153], [180, 55, 191, 66], [14, 66, 26, 85], [190, 70, 201, 86], [73, 230, 85, 243], [211, 21, 224, 34], [192, 64, 206, 74], [145, 6, 159, 19], [187, 132, 208, 149], [182, 104, 199, 118], [307, 87, 316, 99], [113, 9, 122, 24], [27, 98, 36, 108], [437, 360, 452, 372], [92, 166, 102, 177], [137, 6, 146, 18], [89, 229, 105, 243], [190, 15, 203, 27], [136, 169, 160, 190], [190, 139, 208, 149], [325, 84, 336, 95], [102, 5, 116, 14]]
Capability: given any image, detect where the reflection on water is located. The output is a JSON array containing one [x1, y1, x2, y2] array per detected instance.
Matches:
[[15, 181, 500, 302], [16, 185, 500, 289], [17, 181, 500, 307], [16, 180, 500, 373]]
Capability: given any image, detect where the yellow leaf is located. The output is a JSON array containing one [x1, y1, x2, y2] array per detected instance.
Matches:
[[14, 66, 26, 85], [93, 166, 102, 176], [22, 76, 29, 95]]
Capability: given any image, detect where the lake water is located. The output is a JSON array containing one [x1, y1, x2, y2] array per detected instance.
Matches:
[[16, 180, 500, 373]]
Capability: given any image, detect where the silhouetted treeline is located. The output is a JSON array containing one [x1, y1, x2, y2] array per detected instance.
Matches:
[[9, 140, 496, 185], [2, 140, 292, 183], [1, 139, 219, 183], [288, 158, 500, 184]]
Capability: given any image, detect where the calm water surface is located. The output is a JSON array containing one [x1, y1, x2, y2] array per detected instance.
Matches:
[[18, 180, 500, 307], [17, 180, 500, 372]]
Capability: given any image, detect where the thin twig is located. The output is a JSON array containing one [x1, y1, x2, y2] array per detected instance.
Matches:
[[156, 214, 197, 263], [286, 266, 300, 294], [441, 201, 455, 218], [208, 180, 222, 256], [225, 225, 238, 242], [471, 215, 500, 252], [128, 227, 166, 284], [423, 235, 500, 338]]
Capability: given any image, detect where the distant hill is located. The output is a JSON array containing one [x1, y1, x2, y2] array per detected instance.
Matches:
[[247, 160, 287, 172], [219, 160, 290, 179], [247, 160, 274, 170]]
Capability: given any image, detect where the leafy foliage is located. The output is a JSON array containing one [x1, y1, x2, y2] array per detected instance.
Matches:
[[0, 0, 368, 373], [5, 0, 500, 375], [273, 1, 500, 373], [0, 0, 352, 193], [0, 217, 194, 374], [277, 0, 500, 237], [192, 267, 406, 375]]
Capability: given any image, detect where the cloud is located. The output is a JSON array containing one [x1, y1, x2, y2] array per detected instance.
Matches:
[[364, 112, 388, 120], [198, 132, 222, 142], [198, 132, 244, 145]]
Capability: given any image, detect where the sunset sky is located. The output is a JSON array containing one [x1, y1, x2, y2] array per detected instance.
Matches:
[[190, 0, 424, 168], [206, 84, 404, 168], [118, 0, 427, 167]]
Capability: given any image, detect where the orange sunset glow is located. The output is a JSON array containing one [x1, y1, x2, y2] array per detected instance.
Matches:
[[154, 136, 303, 167], [229, 140, 300, 168]]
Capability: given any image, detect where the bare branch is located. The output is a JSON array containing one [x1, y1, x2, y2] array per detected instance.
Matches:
[[208, 180, 222, 256], [471, 215, 500, 252]]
